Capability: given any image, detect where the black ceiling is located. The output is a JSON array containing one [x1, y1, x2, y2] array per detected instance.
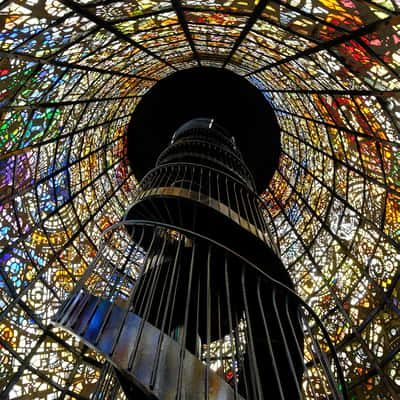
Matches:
[[127, 67, 281, 193]]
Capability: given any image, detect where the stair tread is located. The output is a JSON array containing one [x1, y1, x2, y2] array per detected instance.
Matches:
[[53, 292, 244, 400]]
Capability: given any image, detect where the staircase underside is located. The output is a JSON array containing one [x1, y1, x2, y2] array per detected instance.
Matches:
[[53, 291, 244, 400]]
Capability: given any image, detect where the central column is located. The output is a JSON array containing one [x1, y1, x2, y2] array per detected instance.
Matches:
[[54, 118, 346, 400], [125, 118, 302, 399]]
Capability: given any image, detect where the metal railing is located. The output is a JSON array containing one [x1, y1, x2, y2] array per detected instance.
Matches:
[[125, 162, 279, 254], [54, 220, 348, 400]]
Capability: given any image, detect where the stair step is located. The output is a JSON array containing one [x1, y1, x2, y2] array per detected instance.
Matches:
[[53, 292, 243, 400]]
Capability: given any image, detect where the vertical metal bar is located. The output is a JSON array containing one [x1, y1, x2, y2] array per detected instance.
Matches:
[[152, 257, 172, 328], [241, 267, 263, 399], [188, 165, 194, 194], [56, 289, 83, 324], [271, 287, 302, 397], [233, 310, 249, 397], [163, 193, 176, 225], [225, 175, 232, 220], [224, 255, 238, 399], [252, 197, 268, 242], [176, 165, 186, 226], [217, 292, 223, 379], [131, 236, 158, 312], [161, 234, 183, 335], [149, 242, 172, 390], [127, 229, 168, 372], [112, 234, 139, 301], [216, 172, 221, 210], [239, 186, 252, 233], [63, 291, 91, 327], [195, 264, 201, 359], [108, 228, 146, 357], [284, 296, 318, 399], [319, 336, 343, 399], [165, 165, 173, 187], [198, 167, 204, 202], [140, 235, 168, 322], [167, 246, 183, 334], [92, 232, 138, 343], [233, 182, 241, 224], [301, 307, 332, 399], [129, 228, 157, 311], [182, 240, 196, 347], [146, 196, 166, 223], [80, 229, 133, 337], [92, 363, 111, 400], [59, 238, 108, 308], [256, 279, 285, 399], [247, 194, 263, 241], [205, 243, 212, 400], [176, 240, 196, 399], [150, 168, 163, 194]]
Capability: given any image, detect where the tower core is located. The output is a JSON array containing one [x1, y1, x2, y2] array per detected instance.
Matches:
[[53, 119, 347, 400]]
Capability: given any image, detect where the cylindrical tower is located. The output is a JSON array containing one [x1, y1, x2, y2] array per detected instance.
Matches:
[[53, 119, 347, 400], [126, 118, 282, 268]]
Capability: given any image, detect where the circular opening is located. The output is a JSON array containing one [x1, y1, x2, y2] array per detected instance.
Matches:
[[127, 67, 281, 192]]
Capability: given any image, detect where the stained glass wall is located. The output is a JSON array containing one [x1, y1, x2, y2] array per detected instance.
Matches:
[[0, 1, 399, 399]]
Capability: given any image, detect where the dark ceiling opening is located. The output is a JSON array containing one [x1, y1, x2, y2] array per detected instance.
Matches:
[[127, 67, 281, 192]]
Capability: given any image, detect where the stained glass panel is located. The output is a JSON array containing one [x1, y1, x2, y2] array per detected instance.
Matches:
[[0, 0, 399, 398]]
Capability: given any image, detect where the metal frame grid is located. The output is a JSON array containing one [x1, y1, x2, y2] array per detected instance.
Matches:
[[0, 0, 399, 398]]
